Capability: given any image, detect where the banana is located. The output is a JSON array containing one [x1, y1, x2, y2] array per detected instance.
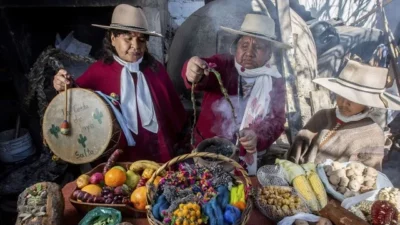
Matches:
[[129, 160, 161, 173]]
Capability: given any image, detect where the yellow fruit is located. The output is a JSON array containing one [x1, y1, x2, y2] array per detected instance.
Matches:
[[129, 160, 160, 173], [142, 168, 155, 179], [76, 174, 90, 189], [130, 186, 147, 210], [292, 175, 321, 212], [81, 184, 102, 196]]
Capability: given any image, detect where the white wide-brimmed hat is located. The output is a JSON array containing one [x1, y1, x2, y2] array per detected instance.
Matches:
[[220, 13, 292, 49], [92, 4, 163, 38], [313, 59, 400, 110]]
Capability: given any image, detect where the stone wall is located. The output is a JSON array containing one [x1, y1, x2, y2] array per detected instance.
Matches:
[[168, 0, 204, 28]]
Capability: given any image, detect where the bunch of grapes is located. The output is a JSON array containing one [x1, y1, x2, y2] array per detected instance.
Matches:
[[101, 186, 131, 205]]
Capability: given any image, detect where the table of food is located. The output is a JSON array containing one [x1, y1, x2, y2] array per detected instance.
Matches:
[[16, 148, 398, 225]]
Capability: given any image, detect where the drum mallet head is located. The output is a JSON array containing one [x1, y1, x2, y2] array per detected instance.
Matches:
[[60, 120, 70, 135]]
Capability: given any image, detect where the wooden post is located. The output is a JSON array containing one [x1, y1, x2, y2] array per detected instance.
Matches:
[[274, 0, 302, 143], [378, 0, 400, 95]]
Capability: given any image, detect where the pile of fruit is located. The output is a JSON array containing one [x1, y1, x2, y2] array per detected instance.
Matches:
[[150, 163, 246, 225], [256, 186, 309, 220], [324, 161, 378, 197], [71, 149, 164, 210], [275, 159, 328, 212]]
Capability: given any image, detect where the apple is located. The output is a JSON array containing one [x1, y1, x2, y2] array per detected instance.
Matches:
[[89, 172, 104, 184], [125, 170, 140, 189]]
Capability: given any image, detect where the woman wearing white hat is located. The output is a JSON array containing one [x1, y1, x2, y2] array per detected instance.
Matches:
[[181, 13, 291, 172], [287, 59, 400, 170], [52, 4, 187, 163]]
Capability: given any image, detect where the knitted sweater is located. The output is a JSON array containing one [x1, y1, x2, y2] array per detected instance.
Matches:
[[287, 108, 385, 170]]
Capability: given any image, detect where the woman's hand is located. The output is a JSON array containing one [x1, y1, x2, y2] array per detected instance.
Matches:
[[186, 56, 210, 83], [239, 129, 257, 151], [53, 69, 72, 91]]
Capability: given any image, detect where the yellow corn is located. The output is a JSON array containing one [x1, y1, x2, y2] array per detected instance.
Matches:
[[301, 163, 328, 208], [307, 170, 328, 208], [292, 175, 321, 212]]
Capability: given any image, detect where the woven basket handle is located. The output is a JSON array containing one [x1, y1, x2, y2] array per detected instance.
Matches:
[[146, 152, 252, 205]]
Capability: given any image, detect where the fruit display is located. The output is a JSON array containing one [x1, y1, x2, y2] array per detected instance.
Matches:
[[324, 161, 378, 197], [70, 149, 164, 211], [255, 186, 309, 221], [275, 159, 327, 212], [149, 163, 246, 225]]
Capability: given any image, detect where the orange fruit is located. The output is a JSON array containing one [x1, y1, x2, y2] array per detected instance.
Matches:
[[104, 168, 126, 187], [130, 186, 147, 210], [81, 184, 102, 196]]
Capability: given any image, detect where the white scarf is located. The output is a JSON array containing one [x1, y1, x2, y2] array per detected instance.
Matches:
[[114, 55, 158, 135], [235, 59, 282, 130], [335, 107, 370, 123]]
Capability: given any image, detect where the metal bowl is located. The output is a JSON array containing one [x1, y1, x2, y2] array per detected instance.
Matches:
[[193, 137, 238, 172]]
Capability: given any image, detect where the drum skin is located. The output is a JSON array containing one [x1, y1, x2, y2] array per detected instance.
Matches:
[[42, 88, 121, 164]]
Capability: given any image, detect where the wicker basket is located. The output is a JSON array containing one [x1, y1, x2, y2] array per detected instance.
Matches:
[[69, 162, 146, 217], [146, 152, 253, 225]]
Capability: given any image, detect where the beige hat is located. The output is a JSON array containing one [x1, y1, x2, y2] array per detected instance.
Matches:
[[220, 13, 292, 49], [92, 4, 163, 37], [313, 59, 400, 110]]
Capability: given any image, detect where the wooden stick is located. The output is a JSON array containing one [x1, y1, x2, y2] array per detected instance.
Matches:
[[60, 83, 70, 135], [190, 83, 197, 147], [319, 200, 369, 225], [14, 114, 21, 139], [349, 0, 393, 26], [64, 83, 67, 121], [379, 0, 400, 94]]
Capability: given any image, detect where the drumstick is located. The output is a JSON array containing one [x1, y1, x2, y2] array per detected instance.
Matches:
[[60, 82, 70, 135]]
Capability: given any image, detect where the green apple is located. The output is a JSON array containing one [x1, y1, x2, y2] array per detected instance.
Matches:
[[125, 170, 140, 189], [112, 165, 127, 173]]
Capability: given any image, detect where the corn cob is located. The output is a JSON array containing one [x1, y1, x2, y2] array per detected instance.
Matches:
[[275, 159, 306, 183], [292, 175, 321, 212], [302, 163, 328, 208], [276, 159, 321, 212], [356, 200, 374, 214], [349, 206, 368, 221]]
